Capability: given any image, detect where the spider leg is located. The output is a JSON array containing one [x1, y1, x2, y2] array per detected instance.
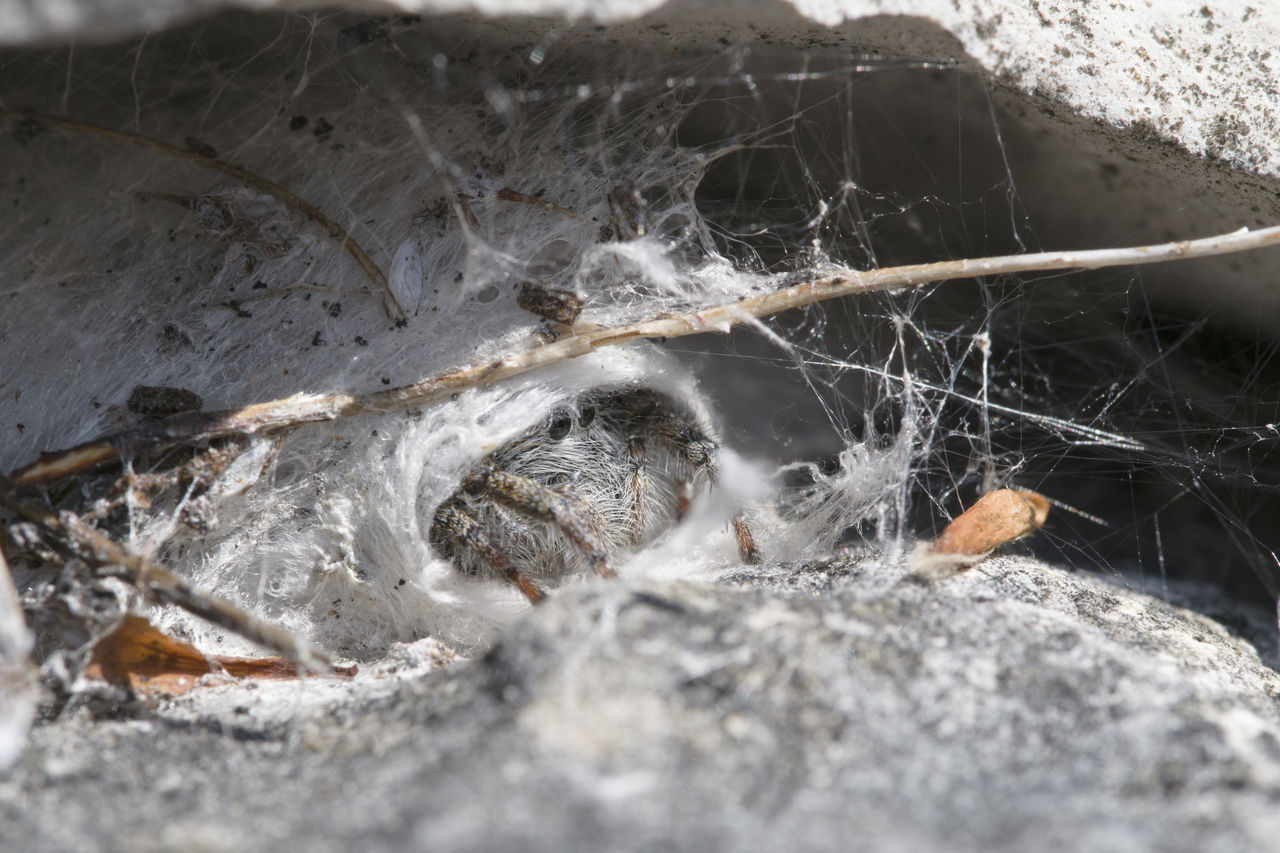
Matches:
[[642, 406, 762, 565], [646, 409, 719, 482], [627, 436, 650, 544], [466, 467, 615, 578], [430, 500, 547, 603]]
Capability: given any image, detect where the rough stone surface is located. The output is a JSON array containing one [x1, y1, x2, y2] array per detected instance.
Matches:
[[5, 557, 1280, 851], [3, 1, 1278, 325], [4, 3, 1280, 850], [5, 0, 1279, 184]]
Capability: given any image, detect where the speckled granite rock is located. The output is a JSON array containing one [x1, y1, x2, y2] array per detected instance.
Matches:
[[5, 557, 1280, 851]]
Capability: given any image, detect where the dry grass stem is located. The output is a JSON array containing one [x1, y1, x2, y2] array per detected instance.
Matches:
[[10, 223, 1280, 487], [1, 109, 405, 322], [0, 474, 332, 670], [494, 187, 587, 220]]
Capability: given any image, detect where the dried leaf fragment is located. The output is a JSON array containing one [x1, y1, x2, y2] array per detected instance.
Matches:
[[911, 489, 1050, 579], [84, 615, 356, 695]]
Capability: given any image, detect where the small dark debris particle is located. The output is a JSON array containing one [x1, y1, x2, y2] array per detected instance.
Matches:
[[13, 118, 44, 145], [394, 318, 408, 330], [314, 118, 335, 139], [224, 300, 253, 318], [161, 323, 194, 349], [184, 137, 219, 159], [354, 336, 368, 346], [516, 280, 584, 325], [15, 423, 23, 433], [381, 377, 391, 385], [289, 115, 309, 131], [252, 280, 268, 290], [328, 302, 342, 318], [336, 19, 388, 51], [371, 429, 379, 437], [127, 385, 204, 419], [234, 705, 251, 715], [312, 332, 326, 346], [397, 578, 406, 586]]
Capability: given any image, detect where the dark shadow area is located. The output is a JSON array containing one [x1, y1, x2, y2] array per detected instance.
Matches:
[[668, 44, 1280, 606]]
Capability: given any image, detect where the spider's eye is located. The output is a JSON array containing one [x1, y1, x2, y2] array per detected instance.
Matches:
[[578, 404, 596, 428], [548, 410, 573, 440]]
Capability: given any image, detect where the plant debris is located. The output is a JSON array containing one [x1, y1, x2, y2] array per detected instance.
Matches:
[[911, 488, 1051, 579], [84, 614, 356, 695]]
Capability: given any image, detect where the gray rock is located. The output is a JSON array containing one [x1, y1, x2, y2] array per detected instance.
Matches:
[[3, 3, 1280, 850], [3, 1, 1280, 325], [6, 557, 1280, 851]]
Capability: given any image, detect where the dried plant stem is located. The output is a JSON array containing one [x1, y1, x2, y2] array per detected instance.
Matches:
[[12, 224, 1280, 487], [0, 474, 332, 671], [0, 109, 405, 322], [494, 187, 586, 220]]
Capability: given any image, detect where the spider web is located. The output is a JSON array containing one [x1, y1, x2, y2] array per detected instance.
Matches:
[[1, 10, 1278, 666]]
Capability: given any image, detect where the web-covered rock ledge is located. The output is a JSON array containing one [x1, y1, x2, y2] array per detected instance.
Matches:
[[7, 557, 1280, 851]]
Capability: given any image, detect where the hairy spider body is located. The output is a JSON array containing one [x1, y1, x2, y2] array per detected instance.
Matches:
[[429, 386, 758, 600]]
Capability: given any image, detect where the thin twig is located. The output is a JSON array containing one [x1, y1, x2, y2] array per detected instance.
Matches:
[[1, 109, 405, 322], [0, 474, 332, 671], [494, 187, 586, 220], [11, 224, 1280, 486]]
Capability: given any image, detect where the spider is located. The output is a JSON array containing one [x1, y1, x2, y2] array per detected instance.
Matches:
[[428, 386, 760, 603]]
